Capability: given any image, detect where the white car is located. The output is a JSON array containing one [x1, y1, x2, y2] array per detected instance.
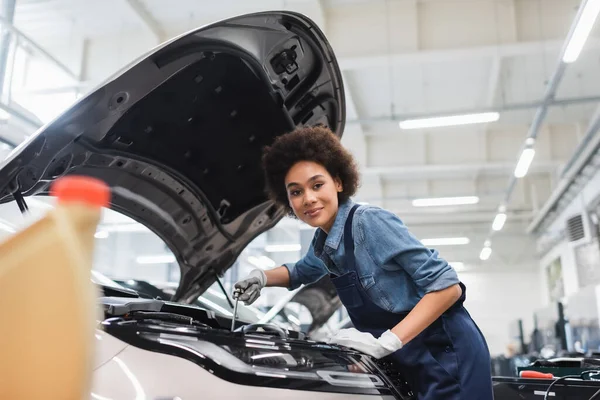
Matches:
[[0, 11, 413, 400]]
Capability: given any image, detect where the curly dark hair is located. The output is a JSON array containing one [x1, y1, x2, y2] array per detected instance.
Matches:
[[262, 126, 360, 215]]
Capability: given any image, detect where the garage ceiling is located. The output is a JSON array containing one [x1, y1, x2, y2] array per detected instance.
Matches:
[[5, 0, 600, 271]]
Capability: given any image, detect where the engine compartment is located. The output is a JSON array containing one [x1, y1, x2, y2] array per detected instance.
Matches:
[[99, 295, 306, 340], [97, 295, 413, 398]]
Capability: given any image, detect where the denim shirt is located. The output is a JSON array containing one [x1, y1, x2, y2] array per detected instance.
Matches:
[[283, 200, 460, 313]]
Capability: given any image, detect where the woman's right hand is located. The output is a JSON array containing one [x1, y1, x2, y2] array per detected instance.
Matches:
[[233, 269, 267, 305]]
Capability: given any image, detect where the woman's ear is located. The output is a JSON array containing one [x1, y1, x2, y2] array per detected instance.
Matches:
[[334, 177, 343, 192]]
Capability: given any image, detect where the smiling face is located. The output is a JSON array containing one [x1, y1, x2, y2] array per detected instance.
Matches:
[[284, 161, 343, 233]]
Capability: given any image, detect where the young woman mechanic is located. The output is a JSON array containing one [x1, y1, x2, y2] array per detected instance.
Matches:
[[234, 126, 494, 399]]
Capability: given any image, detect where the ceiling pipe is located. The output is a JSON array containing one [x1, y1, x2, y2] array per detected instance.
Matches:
[[501, 66, 567, 205], [485, 0, 598, 244]]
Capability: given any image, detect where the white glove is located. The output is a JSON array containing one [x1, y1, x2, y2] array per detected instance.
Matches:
[[326, 328, 403, 359], [233, 269, 267, 305]]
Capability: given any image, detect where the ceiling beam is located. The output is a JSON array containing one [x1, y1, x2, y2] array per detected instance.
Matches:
[[348, 94, 600, 125], [125, 0, 166, 44], [338, 38, 600, 71], [394, 209, 535, 226], [486, 56, 503, 107]]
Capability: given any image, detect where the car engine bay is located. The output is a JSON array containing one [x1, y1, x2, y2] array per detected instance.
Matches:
[[97, 291, 414, 399]]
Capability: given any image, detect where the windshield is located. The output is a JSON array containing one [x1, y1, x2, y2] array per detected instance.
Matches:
[[0, 194, 313, 331], [0, 194, 182, 281], [91, 270, 128, 290]]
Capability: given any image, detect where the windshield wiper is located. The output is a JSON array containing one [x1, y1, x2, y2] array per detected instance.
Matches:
[[9, 180, 29, 215]]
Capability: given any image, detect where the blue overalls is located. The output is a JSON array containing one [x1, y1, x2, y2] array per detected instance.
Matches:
[[331, 205, 494, 399]]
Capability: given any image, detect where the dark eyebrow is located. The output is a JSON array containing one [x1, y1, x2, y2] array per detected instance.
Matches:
[[286, 174, 325, 189]]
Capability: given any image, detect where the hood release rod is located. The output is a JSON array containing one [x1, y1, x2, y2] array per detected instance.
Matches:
[[212, 269, 234, 309], [13, 190, 29, 215]]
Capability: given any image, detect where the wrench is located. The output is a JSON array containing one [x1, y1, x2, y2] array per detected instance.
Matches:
[[231, 289, 241, 331]]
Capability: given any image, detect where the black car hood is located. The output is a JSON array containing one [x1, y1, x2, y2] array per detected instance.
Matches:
[[0, 12, 345, 303]]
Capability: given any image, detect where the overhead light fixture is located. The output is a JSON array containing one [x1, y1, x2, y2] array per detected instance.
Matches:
[[136, 254, 176, 264], [448, 262, 465, 271], [412, 196, 479, 207], [421, 237, 470, 246], [265, 244, 301, 252], [97, 223, 151, 233], [27, 198, 54, 210], [492, 213, 507, 231], [247, 255, 277, 269], [94, 230, 109, 239], [0, 220, 15, 233], [479, 247, 492, 261], [399, 112, 499, 130], [514, 148, 536, 178], [0, 108, 10, 121], [563, 0, 600, 63]]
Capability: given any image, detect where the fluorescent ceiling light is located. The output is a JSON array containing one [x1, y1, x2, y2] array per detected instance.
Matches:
[[265, 244, 301, 252], [27, 198, 54, 209], [0, 220, 16, 233], [479, 247, 492, 261], [449, 262, 465, 271], [421, 237, 470, 246], [514, 148, 536, 178], [412, 196, 479, 207], [197, 297, 232, 317], [563, 0, 600, 63], [94, 230, 109, 239], [287, 314, 301, 326], [0, 108, 10, 121], [492, 213, 507, 231], [258, 256, 276, 268], [97, 223, 151, 233], [136, 254, 176, 264], [399, 112, 499, 129], [247, 255, 276, 269]]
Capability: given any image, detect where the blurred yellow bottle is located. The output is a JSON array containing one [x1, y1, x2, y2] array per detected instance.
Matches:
[[0, 176, 110, 400]]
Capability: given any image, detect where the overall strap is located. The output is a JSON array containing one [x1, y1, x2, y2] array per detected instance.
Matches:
[[343, 204, 361, 271]]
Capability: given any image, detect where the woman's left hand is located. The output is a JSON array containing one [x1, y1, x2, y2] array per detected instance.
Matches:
[[327, 328, 403, 359]]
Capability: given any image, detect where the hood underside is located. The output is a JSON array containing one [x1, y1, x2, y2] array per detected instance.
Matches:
[[0, 12, 345, 302]]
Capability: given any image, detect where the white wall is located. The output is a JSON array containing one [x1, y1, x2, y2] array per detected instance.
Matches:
[[537, 168, 600, 303], [459, 269, 543, 356]]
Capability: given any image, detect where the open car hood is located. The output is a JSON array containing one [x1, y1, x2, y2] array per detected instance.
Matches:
[[0, 12, 345, 303]]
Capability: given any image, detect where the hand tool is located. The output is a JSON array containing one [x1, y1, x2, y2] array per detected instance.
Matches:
[[231, 288, 241, 332]]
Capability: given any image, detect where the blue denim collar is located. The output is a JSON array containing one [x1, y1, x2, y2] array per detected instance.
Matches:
[[313, 200, 355, 257]]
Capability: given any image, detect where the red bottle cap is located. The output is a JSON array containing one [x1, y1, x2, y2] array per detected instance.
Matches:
[[50, 176, 111, 208]]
